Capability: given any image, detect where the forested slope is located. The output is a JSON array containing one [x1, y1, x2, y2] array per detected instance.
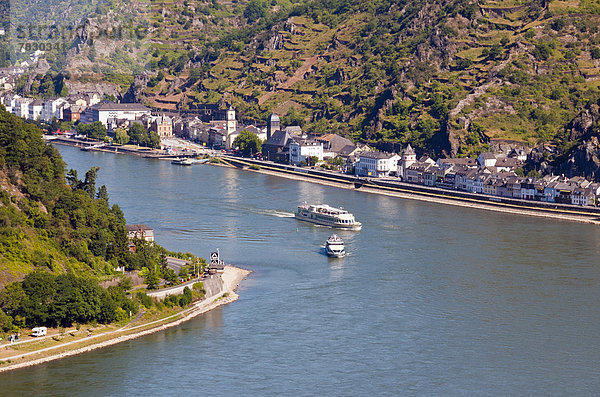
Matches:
[[0, 106, 129, 286]]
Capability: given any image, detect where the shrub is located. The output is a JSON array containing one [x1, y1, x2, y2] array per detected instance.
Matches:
[[136, 292, 153, 309]]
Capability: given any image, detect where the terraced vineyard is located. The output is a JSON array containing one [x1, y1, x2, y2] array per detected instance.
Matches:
[[12, 0, 600, 175]]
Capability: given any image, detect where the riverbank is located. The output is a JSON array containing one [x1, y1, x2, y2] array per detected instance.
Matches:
[[0, 265, 250, 373], [49, 137, 600, 224], [218, 157, 600, 225], [46, 135, 213, 159]]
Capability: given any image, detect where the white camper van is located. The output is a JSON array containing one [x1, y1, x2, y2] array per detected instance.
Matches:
[[31, 326, 47, 337]]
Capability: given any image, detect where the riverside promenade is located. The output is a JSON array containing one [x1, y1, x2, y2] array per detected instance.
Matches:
[[219, 155, 600, 225], [45, 136, 211, 159]]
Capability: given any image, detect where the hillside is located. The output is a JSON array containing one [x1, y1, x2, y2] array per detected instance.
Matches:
[[11, 0, 600, 175], [0, 107, 131, 287]]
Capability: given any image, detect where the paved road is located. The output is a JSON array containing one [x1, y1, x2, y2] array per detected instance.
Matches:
[[166, 257, 190, 273]]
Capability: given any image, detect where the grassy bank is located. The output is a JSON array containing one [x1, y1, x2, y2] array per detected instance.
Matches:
[[0, 266, 250, 373]]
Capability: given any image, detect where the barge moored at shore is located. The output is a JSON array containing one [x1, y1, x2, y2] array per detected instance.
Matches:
[[295, 204, 362, 230]]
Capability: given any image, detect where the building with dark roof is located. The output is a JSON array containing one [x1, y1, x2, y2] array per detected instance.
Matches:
[[262, 130, 292, 162], [317, 134, 355, 157], [125, 224, 154, 242]]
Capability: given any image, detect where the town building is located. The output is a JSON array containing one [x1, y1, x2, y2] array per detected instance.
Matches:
[[12, 97, 32, 118], [262, 130, 292, 162], [289, 140, 324, 165], [355, 151, 401, 178], [80, 102, 152, 126], [477, 152, 497, 168], [41, 98, 69, 122], [125, 224, 154, 242], [63, 105, 84, 122], [28, 99, 43, 120], [398, 144, 416, 180], [151, 114, 173, 137], [316, 134, 355, 159]]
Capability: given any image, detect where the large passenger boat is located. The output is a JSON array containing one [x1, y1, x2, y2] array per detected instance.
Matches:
[[295, 204, 362, 231]]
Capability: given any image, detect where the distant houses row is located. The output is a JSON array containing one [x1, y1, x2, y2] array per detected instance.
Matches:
[[0, 93, 181, 138], [3, 91, 598, 206], [254, 120, 600, 207], [353, 145, 600, 207]]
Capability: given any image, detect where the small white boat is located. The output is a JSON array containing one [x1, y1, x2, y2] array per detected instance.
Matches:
[[171, 157, 193, 166], [325, 234, 345, 257]]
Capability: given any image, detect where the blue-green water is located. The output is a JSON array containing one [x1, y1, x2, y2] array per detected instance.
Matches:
[[3, 145, 600, 395]]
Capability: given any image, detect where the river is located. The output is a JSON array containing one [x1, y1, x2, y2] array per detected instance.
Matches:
[[3, 145, 600, 395]]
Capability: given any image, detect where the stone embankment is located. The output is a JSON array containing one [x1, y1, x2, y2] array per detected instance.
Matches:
[[146, 273, 223, 300], [220, 156, 600, 225]]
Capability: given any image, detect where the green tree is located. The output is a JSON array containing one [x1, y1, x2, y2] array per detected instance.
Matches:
[[179, 287, 193, 307], [488, 43, 503, 60], [144, 269, 160, 289], [83, 166, 100, 198], [128, 123, 147, 145], [327, 156, 345, 167], [0, 310, 13, 332], [114, 128, 129, 144], [0, 283, 26, 317], [515, 167, 525, 176], [232, 130, 262, 156], [97, 185, 109, 202], [163, 268, 178, 285], [75, 122, 107, 140], [148, 131, 161, 149], [244, 0, 267, 23], [307, 156, 320, 166]]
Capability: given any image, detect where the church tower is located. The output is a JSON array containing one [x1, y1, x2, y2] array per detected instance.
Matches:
[[226, 105, 237, 135], [400, 144, 416, 179], [267, 113, 280, 140]]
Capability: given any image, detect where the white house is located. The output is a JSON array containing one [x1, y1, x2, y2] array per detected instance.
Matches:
[[477, 152, 497, 168], [12, 97, 32, 118], [80, 102, 152, 126], [28, 99, 43, 120], [208, 106, 240, 149], [0, 93, 19, 113], [125, 224, 154, 242], [289, 140, 324, 165], [42, 98, 69, 122], [355, 151, 401, 178]]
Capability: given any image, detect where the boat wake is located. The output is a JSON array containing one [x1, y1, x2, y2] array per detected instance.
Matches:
[[255, 209, 295, 218]]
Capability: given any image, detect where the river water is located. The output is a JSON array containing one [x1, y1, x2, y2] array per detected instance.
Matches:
[[3, 145, 600, 395]]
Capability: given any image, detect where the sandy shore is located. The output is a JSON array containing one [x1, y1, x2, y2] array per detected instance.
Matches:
[[0, 265, 250, 373]]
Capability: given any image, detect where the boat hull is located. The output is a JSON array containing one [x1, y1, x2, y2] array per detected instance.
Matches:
[[295, 213, 362, 231], [171, 159, 193, 166], [325, 246, 346, 257]]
